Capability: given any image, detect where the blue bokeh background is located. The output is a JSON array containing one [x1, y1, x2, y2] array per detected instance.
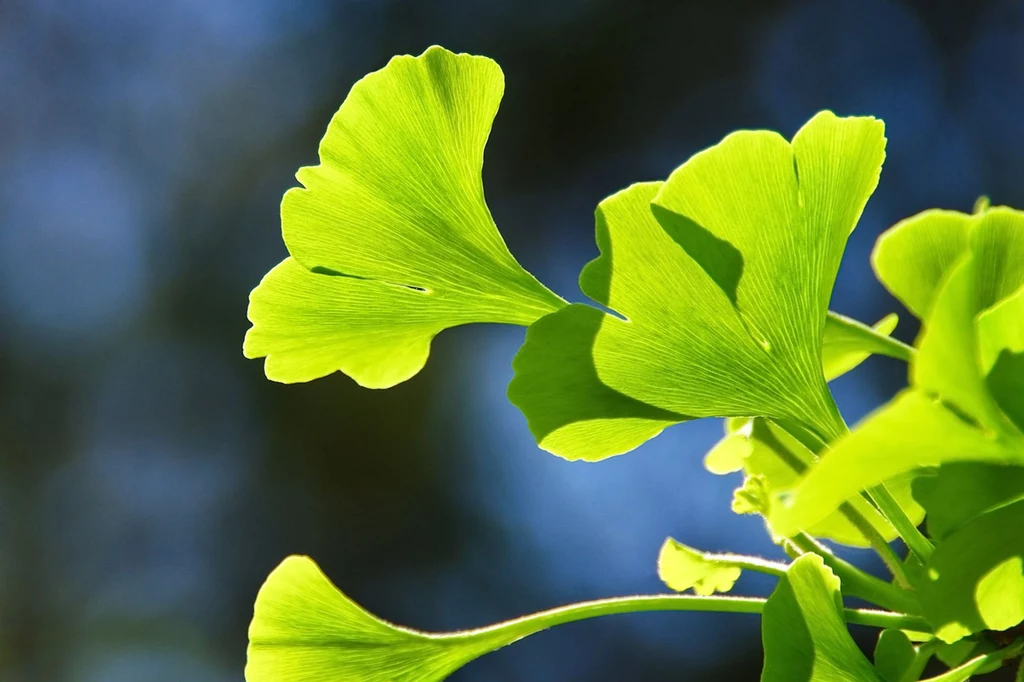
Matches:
[[1, 1, 1023, 679]]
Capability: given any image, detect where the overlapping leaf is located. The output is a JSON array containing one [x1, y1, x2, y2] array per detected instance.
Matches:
[[510, 112, 886, 461], [244, 47, 563, 387], [761, 554, 882, 682], [912, 462, 1024, 542], [772, 208, 1024, 537], [917, 498, 1024, 643]]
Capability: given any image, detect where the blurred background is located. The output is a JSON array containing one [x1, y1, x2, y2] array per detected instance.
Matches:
[[1, 0, 1022, 679]]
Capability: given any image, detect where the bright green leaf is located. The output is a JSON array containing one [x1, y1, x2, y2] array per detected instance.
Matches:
[[511, 112, 886, 460], [873, 629, 915, 682], [912, 462, 1024, 542], [657, 538, 742, 596], [761, 554, 882, 682], [871, 209, 970, 320], [247, 555, 515, 682], [918, 498, 1024, 643], [821, 312, 902, 381], [245, 46, 563, 387]]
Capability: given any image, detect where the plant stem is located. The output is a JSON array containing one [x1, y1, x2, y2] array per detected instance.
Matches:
[[866, 483, 934, 562], [919, 639, 1024, 682], [452, 593, 929, 643], [789, 533, 920, 614], [898, 640, 939, 682], [837, 501, 912, 587], [771, 419, 914, 585], [704, 553, 788, 578]]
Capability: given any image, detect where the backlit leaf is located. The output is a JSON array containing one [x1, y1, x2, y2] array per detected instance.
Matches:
[[244, 46, 563, 387], [248, 556, 513, 682], [871, 209, 970, 320], [821, 312, 901, 382], [657, 538, 742, 596], [511, 112, 886, 460], [761, 554, 882, 682]]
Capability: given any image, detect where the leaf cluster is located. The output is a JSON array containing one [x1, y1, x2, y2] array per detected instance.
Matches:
[[242, 47, 1024, 681]]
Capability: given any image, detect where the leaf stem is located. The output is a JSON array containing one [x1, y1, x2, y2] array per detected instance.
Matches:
[[449, 593, 928, 644], [866, 484, 934, 562], [771, 419, 913, 585], [919, 638, 1023, 682], [898, 640, 939, 682], [788, 533, 920, 614], [837, 501, 912, 587], [770, 420, 912, 585], [704, 552, 788, 578]]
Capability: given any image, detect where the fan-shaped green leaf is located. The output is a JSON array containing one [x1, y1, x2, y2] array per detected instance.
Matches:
[[510, 112, 886, 460], [657, 538, 742, 596], [761, 554, 882, 682], [244, 46, 563, 387], [247, 556, 519, 682]]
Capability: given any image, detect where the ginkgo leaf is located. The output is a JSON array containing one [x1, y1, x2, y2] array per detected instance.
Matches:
[[716, 418, 922, 547], [917, 498, 1024, 643], [657, 538, 742, 596], [246, 556, 508, 681], [770, 209, 1024, 536], [821, 313, 902, 382], [510, 112, 886, 461], [244, 46, 563, 387], [873, 630, 915, 682], [761, 554, 882, 682], [872, 209, 970, 320]]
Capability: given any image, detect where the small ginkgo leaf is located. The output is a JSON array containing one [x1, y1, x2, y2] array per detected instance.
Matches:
[[244, 46, 563, 387], [657, 538, 742, 596], [247, 556, 516, 682], [715, 418, 922, 547], [770, 209, 1024, 537], [917, 498, 1024, 643], [733, 474, 772, 516], [761, 554, 882, 682], [821, 312, 902, 381], [510, 112, 886, 461]]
